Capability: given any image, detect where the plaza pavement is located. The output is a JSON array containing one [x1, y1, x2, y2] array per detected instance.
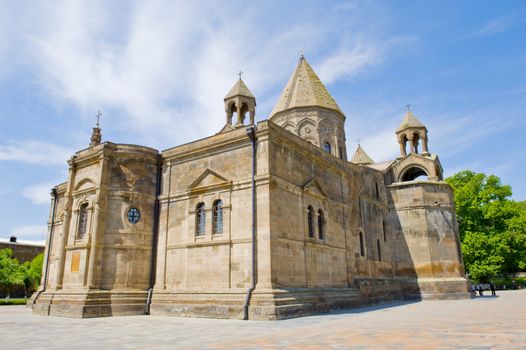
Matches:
[[1, 290, 525, 349]]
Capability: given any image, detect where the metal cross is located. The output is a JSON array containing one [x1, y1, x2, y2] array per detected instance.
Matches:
[[406, 103, 412, 114], [356, 137, 361, 145], [95, 110, 102, 127], [237, 70, 243, 80]]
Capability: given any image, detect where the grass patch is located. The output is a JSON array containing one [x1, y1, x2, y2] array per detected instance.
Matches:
[[0, 298, 27, 305]]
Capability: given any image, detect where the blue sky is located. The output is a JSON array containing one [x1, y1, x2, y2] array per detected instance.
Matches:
[[1, 0, 525, 243]]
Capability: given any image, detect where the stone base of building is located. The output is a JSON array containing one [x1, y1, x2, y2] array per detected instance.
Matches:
[[31, 278, 470, 319], [417, 277, 472, 300], [32, 289, 149, 318], [150, 287, 364, 320]]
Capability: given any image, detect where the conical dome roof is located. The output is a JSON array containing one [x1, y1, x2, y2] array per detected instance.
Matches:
[[224, 78, 255, 100], [397, 111, 426, 132], [351, 144, 374, 165], [270, 56, 343, 118]]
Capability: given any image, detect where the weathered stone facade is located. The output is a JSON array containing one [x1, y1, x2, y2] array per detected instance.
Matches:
[[31, 56, 470, 319]]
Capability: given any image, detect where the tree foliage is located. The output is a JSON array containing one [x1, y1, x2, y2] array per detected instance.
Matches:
[[0, 249, 44, 298], [446, 171, 526, 282], [0, 248, 27, 298]]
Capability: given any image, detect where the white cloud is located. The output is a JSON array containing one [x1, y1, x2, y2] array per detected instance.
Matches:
[[0, 140, 71, 165], [9, 224, 47, 242], [22, 182, 55, 205], [10, 1, 412, 149]]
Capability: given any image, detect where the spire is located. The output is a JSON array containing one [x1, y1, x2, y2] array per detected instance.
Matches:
[[224, 78, 255, 100], [351, 144, 374, 165], [270, 56, 343, 118], [396, 108, 426, 132], [90, 110, 102, 147], [223, 76, 256, 127]]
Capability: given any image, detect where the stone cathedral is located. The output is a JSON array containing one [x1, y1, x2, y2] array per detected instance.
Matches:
[[31, 56, 470, 319]]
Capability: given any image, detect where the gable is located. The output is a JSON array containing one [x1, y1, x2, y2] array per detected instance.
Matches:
[[303, 178, 327, 199], [188, 169, 232, 192]]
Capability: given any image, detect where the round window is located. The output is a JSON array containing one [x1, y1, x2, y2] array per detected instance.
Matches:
[[127, 208, 140, 224]]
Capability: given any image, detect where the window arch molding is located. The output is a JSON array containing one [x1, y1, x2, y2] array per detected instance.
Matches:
[[359, 231, 365, 257], [212, 199, 224, 235], [317, 209, 325, 240], [307, 205, 315, 238], [195, 202, 206, 236], [76, 202, 90, 240]]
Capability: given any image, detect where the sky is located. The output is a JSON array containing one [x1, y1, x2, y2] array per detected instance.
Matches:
[[0, 0, 525, 243]]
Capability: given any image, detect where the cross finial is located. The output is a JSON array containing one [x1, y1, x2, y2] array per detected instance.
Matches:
[[356, 137, 361, 146], [237, 70, 243, 80], [95, 110, 102, 128], [300, 49, 304, 59], [405, 103, 412, 114]]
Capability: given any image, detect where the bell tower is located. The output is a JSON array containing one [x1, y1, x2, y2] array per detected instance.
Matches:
[[395, 105, 429, 157], [223, 73, 256, 127]]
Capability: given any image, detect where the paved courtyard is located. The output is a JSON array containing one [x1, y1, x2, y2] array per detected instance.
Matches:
[[1, 290, 525, 349]]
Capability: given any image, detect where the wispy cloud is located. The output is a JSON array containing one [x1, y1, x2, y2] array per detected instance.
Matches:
[[9, 224, 47, 242], [0, 140, 71, 165], [318, 36, 416, 84], [22, 182, 55, 205], [471, 15, 522, 36]]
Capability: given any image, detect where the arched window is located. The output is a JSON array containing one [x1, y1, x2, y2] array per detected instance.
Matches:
[[382, 221, 387, 242], [359, 231, 365, 257], [339, 146, 343, 159], [77, 203, 88, 239], [212, 200, 223, 234], [377, 239, 382, 261], [318, 209, 325, 240], [307, 206, 315, 238], [375, 182, 380, 199], [323, 142, 331, 154], [196, 203, 206, 236]]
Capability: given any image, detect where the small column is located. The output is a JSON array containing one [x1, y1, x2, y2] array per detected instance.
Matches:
[[86, 155, 109, 289], [226, 111, 232, 125], [249, 110, 255, 125], [407, 135, 415, 154], [236, 105, 243, 125], [55, 159, 77, 289], [399, 139, 407, 156], [422, 136, 429, 154]]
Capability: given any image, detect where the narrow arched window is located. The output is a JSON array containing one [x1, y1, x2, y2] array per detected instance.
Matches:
[[318, 209, 325, 240], [323, 142, 331, 154], [196, 203, 206, 236], [359, 231, 365, 257], [212, 200, 223, 234], [382, 221, 386, 242], [77, 203, 88, 239], [307, 206, 315, 238], [375, 182, 380, 199], [377, 239, 382, 261], [339, 146, 343, 159]]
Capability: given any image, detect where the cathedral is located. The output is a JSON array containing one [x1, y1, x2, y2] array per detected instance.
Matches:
[[31, 56, 470, 320]]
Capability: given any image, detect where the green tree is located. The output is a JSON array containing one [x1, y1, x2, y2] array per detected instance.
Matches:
[[0, 248, 27, 298], [23, 252, 44, 294], [446, 171, 526, 281]]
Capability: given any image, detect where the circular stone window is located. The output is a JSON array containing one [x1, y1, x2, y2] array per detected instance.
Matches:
[[127, 208, 140, 224]]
